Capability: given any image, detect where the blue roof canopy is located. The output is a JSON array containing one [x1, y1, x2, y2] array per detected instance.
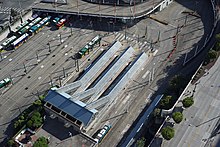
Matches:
[[44, 90, 96, 126]]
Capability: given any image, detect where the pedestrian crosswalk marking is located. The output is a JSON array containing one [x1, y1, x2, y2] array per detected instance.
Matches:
[[0, 7, 23, 14], [114, 32, 152, 51]]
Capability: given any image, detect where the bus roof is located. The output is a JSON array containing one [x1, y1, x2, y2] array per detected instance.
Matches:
[[2, 36, 17, 46], [12, 33, 28, 46]]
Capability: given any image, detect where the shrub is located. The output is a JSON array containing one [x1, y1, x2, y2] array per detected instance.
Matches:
[[172, 112, 183, 123], [33, 137, 48, 147], [161, 126, 175, 140], [136, 137, 146, 147], [182, 97, 194, 108]]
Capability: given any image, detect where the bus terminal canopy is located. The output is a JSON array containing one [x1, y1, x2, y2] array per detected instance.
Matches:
[[44, 90, 97, 127]]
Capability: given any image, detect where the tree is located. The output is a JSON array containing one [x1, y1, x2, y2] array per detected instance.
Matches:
[[136, 137, 146, 147], [207, 50, 217, 60], [215, 33, 220, 42], [182, 97, 194, 108], [169, 75, 186, 95], [33, 137, 48, 147], [159, 95, 173, 109], [172, 112, 183, 123], [153, 108, 161, 117], [33, 99, 42, 106], [7, 139, 15, 147], [31, 112, 43, 128], [27, 120, 33, 128], [161, 126, 175, 140]]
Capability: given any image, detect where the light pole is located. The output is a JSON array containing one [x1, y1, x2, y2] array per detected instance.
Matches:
[[47, 42, 51, 53]]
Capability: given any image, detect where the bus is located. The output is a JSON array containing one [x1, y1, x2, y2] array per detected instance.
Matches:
[[56, 15, 70, 29], [14, 18, 34, 32], [11, 33, 29, 49], [94, 125, 111, 143], [1, 35, 17, 50], [0, 78, 12, 89], [52, 15, 63, 25], [79, 44, 90, 58], [18, 17, 42, 35], [29, 16, 51, 35], [88, 35, 101, 48]]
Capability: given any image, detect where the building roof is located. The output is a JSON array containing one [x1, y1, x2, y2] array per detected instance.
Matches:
[[44, 90, 97, 126]]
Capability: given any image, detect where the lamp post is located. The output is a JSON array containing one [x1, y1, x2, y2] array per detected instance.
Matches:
[[47, 42, 51, 53]]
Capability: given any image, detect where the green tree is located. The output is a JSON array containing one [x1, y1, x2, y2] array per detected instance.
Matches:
[[161, 126, 175, 140], [160, 95, 173, 109], [136, 137, 146, 147], [214, 42, 220, 51], [31, 112, 43, 128], [14, 119, 25, 130], [215, 33, 220, 42], [172, 112, 183, 123], [26, 120, 33, 128], [33, 99, 42, 106], [153, 108, 161, 117], [182, 97, 194, 108], [169, 75, 186, 95], [33, 137, 48, 147], [7, 139, 15, 147], [207, 50, 217, 60]]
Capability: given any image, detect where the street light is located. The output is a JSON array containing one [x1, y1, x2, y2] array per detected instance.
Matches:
[[47, 42, 51, 53]]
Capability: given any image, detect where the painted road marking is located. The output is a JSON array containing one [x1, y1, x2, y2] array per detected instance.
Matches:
[[122, 94, 131, 104], [142, 70, 150, 79]]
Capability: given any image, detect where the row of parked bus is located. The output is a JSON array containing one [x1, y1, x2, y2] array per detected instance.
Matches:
[[78, 35, 102, 58], [52, 14, 71, 29], [0, 14, 51, 51]]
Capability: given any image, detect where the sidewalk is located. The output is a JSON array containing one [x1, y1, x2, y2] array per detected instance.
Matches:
[[0, 11, 32, 42]]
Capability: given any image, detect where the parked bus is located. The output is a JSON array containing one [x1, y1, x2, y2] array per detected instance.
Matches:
[[88, 35, 101, 48], [0, 78, 11, 89], [18, 17, 42, 35], [1, 35, 17, 50], [56, 15, 70, 29], [11, 33, 29, 49], [52, 15, 63, 25], [94, 125, 111, 143], [29, 16, 51, 35]]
